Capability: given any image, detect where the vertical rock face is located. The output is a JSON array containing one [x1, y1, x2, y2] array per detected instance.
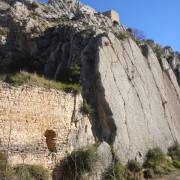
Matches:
[[81, 32, 180, 162]]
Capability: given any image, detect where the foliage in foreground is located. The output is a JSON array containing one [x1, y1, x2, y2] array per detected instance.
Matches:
[[168, 143, 180, 170], [0, 151, 14, 179], [0, 71, 81, 93], [127, 160, 142, 173], [103, 159, 142, 180], [14, 164, 49, 180], [0, 151, 49, 180], [53, 145, 97, 180], [143, 147, 172, 175], [168, 143, 180, 161], [103, 145, 180, 180], [102, 160, 129, 180]]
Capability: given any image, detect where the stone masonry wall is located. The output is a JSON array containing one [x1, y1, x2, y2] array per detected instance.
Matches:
[[103, 10, 120, 23], [0, 82, 94, 169]]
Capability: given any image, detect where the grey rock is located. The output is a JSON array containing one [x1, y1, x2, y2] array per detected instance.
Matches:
[[96, 142, 112, 173], [0, 1, 10, 11], [0, 35, 6, 45], [81, 32, 180, 163]]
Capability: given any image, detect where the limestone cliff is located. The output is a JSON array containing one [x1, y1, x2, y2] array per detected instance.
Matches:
[[81, 32, 180, 163], [0, 0, 179, 177]]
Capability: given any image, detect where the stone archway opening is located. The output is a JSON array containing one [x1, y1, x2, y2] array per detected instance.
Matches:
[[44, 130, 57, 153]]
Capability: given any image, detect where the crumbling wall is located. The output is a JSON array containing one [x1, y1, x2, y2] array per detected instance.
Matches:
[[0, 82, 94, 169], [103, 10, 120, 23]]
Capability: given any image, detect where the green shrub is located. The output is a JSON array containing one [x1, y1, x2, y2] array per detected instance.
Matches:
[[14, 164, 49, 180], [66, 65, 80, 84], [167, 143, 180, 170], [144, 39, 155, 46], [1, 71, 81, 93], [103, 159, 143, 180], [0, 150, 48, 179], [153, 46, 163, 60], [114, 31, 128, 40], [60, 145, 97, 179], [168, 143, 180, 161], [144, 147, 166, 169], [102, 161, 128, 180], [81, 100, 94, 115], [172, 160, 180, 169], [31, 2, 39, 9], [127, 160, 142, 173], [144, 147, 170, 175], [56, 65, 81, 84]]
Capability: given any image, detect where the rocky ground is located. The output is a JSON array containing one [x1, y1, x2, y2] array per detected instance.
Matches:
[[154, 172, 180, 180]]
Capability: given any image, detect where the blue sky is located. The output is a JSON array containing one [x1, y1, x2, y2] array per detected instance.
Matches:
[[40, 0, 180, 52]]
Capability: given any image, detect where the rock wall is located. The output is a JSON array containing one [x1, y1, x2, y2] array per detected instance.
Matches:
[[81, 33, 180, 162], [0, 82, 94, 169], [103, 10, 120, 23], [0, 0, 180, 170]]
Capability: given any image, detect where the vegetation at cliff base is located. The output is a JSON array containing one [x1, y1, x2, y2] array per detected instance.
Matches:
[[127, 160, 142, 173], [14, 164, 49, 180], [103, 145, 180, 180], [0, 71, 81, 93], [53, 145, 97, 179], [0, 151, 13, 179], [103, 160, 130, 180], [168, 143, 180, 169], [103, 159, 143, 180], [143, 147, 172, 176], [0, 150, 49, 180], [168, 143, 180, 161]]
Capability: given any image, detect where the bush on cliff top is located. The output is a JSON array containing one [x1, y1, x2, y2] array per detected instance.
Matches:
[[0, 71, 81, 93], [31, 2, 39, 9]]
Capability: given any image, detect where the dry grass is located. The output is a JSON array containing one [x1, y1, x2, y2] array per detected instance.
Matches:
[[0, 71, 81, 93]]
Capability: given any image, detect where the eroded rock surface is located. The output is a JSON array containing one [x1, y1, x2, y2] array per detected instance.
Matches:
[[81, 32, 180, 162], [0, 82, 95, 169], [0, 0, 179, 175]]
